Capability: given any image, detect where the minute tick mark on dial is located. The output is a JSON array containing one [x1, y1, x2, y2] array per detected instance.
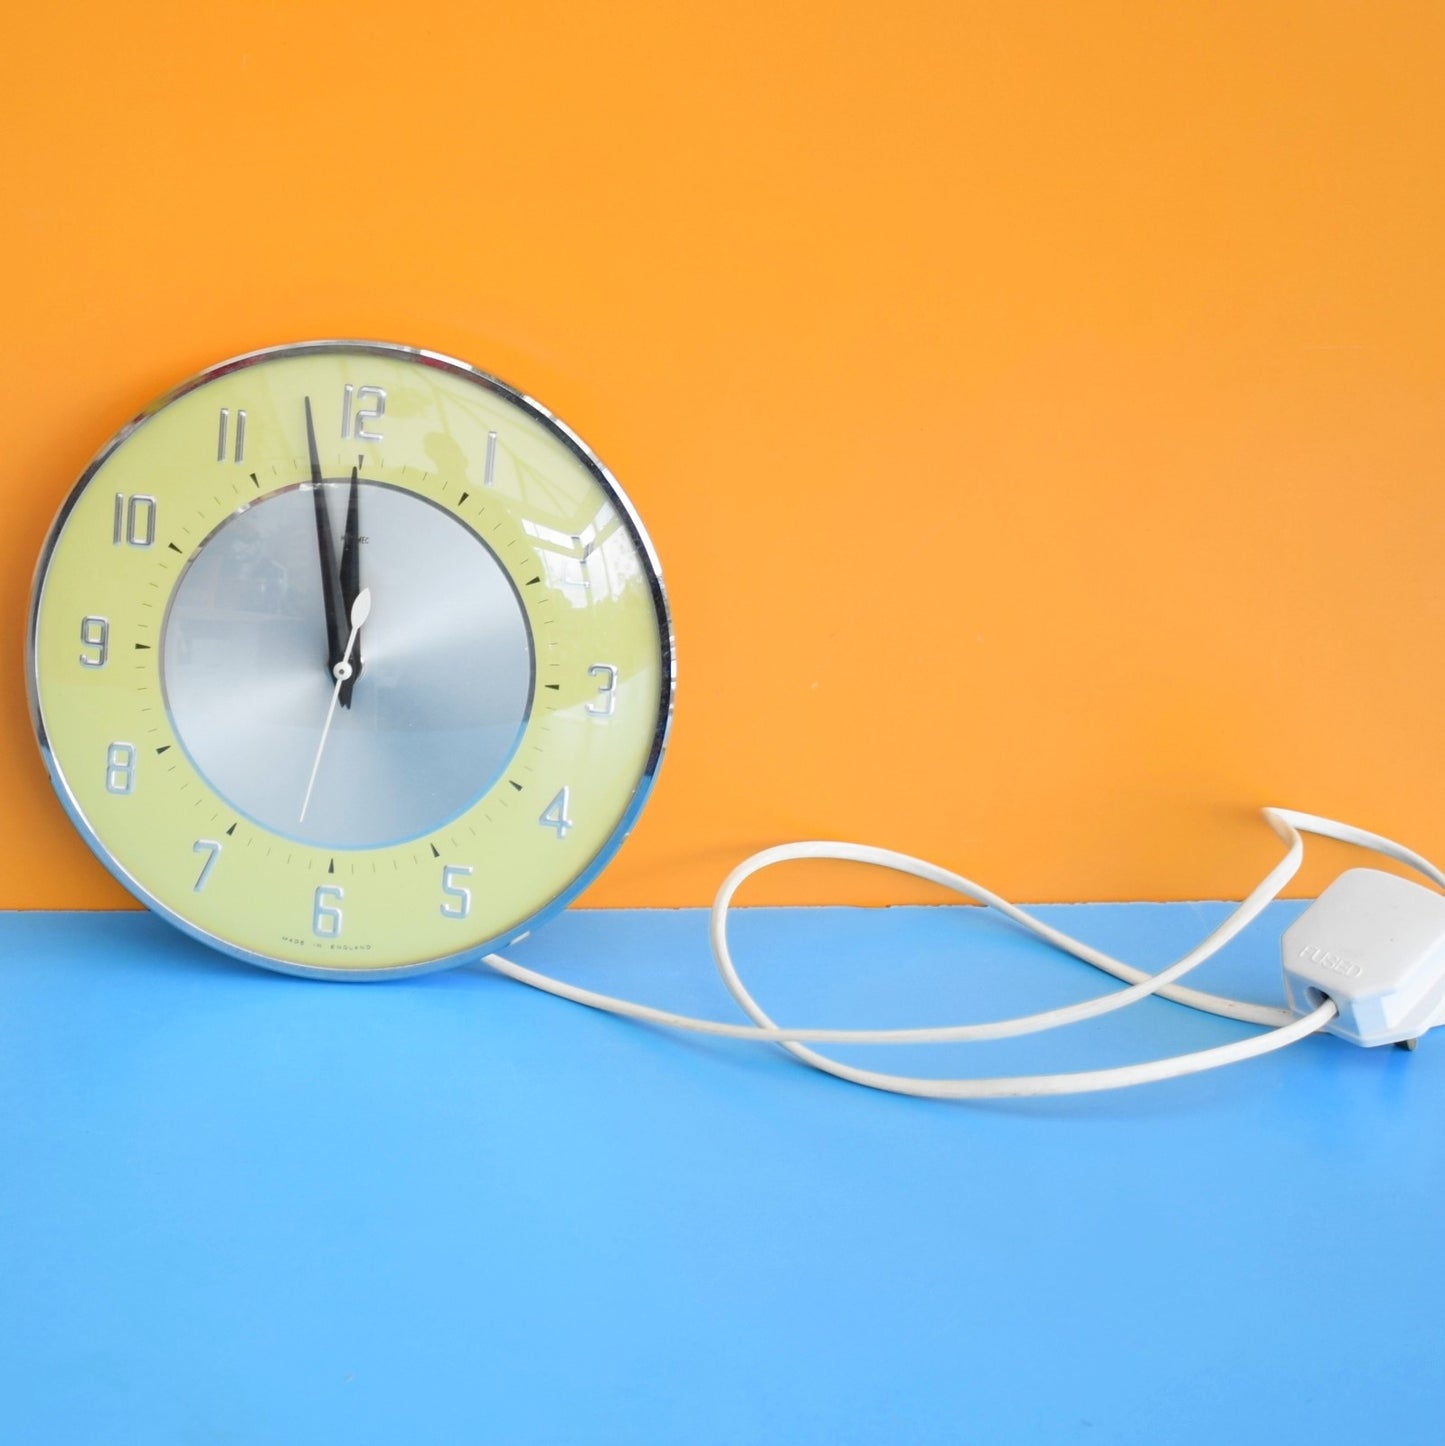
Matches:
[[167, 542, 183, 554]]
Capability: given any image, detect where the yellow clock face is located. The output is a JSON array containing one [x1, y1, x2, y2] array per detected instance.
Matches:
[[27, 342, 673, 977]]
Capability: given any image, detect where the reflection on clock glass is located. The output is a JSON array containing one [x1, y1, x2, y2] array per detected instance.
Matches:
[[161, 481, 534, 848]]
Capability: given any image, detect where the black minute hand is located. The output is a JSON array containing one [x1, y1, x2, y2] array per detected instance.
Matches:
[[337, 464, 364, 707], [305, 397, 348, 684]]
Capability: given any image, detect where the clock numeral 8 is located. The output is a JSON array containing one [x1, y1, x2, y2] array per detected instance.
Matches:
[[112, 493, 157, 548], [105, 741, 135, 795], [313, 885, 344, 938]]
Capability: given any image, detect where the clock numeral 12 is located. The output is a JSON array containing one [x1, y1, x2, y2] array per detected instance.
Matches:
[[112, 494, 157, 548], [539, 787, 574, 839], [341, 385, 386, 443], [439, 864, 473, 919]]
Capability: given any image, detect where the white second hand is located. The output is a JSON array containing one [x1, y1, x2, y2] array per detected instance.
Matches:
[[299, 587, 372, 824]]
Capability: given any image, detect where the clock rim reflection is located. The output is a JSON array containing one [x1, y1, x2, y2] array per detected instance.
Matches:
[[26, 339, 676, 980]]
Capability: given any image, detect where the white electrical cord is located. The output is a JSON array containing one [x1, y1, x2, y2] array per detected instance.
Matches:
[[478, 808, 1445, 1098]]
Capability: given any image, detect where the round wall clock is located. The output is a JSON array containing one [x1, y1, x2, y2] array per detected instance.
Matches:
[[26, 341, 674, 979]]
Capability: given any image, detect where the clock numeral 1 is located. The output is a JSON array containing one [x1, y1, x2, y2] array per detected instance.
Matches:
[[439, 864, 473, 919], [586, 663, 618, 717], [341, 385, 386, 443], [79, 615, 109, 668], [539, 787, 574, 839], [192, 839, 222, 892], [105, 741, 135, 795], [313, 884, 344, 938], [216, 408, 247, 463], [112, 494, 157, 548]]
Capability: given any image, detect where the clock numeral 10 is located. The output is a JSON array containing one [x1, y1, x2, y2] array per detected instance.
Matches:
[[440, 864, 473, 919], [105, 741, 136, 795], [313, 885, 344, 938], [539, 787, 574, 839], [79, 615, 109, 668], [112, 493, 157, 548], [341, 385, 386, 443]]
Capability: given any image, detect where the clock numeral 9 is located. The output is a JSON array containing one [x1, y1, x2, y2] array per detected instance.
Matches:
[[79, 615, 109, 668], [539, 787, 574, 839], [439, 864, 473, 919], [112, 493, 157, 548], [586, 663, 617, 717], [313, 885, 344, 938], [341, 385, 386, 443], [105, 741, 135, 795]]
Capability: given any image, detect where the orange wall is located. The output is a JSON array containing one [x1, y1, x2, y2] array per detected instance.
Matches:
[[4, 2, 1444, 909]]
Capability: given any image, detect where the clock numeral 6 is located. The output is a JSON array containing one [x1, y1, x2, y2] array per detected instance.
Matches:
[[112, 493, 157, 548], [539, 787, 574, 839], [439, 864, 473, 919], [586, 663, 618, 717], [313, 885, 344, 938], [79, 615, 109, 668], [105, 741, 135, 795], [341, 384, 386, 443]]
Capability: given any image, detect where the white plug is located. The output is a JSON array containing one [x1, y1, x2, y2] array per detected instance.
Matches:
[[1282, 867, 1445, 1048]]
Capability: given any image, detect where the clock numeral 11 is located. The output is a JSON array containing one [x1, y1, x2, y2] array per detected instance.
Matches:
[[216, 408, 246, 463]]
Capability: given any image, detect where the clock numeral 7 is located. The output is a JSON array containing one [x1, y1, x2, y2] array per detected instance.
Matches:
[[341, 385, 386, 443], [112, 494, 157, 548], [439, 864, 473, 919], [192, 839, 222, 892]]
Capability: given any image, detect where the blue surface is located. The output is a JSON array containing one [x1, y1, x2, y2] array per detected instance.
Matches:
[[2, 902, 1443, 1445]]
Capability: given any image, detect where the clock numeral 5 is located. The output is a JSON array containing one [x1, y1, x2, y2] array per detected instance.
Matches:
[[341, 385, 386, 443], [440, 864, 473, 919], [105, 741, 136, 795], [112, 493, 157, 548], [79, 615, 109, 668], [313, 885, 344, 938], [539, 787, 574, 839]]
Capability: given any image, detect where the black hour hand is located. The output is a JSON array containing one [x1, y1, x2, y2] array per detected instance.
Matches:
[[305, 396, 350, 687]]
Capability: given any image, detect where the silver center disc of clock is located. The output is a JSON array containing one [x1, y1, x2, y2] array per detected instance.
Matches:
[[161, 482, 533, 848]]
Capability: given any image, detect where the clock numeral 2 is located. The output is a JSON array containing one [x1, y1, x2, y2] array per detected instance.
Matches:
[[79, 615, 109, 668], [313, 885, 344, 938], [341, 385, 386, 443], [539, 787, 574, 839], [105, 741, 135, 795], [216, 408, 247, 463], [440, 864, 473, 919], [112, 494, 157, 548]]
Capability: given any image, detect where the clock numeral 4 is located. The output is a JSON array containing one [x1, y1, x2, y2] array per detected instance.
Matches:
[[79, 615, 109, 668], [586, 663, 618, 717], [539, 787, 574, 839], [341, 385, 386, 443], [439, 864, 473, 919], [112, 494, 157, 548], [192, 839, 222, 892], [105, 741, 136, 795], [313, 885, 344, 938]]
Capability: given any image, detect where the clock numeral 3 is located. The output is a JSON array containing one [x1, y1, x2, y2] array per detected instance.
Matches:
[[192, 839, 222, 892], [112, 493, 157, 548], [586, 663, 618, 717], [313, 885, 344, 938], [539, 787, 574, 839], [79, 615, 109, 668], [341, 385, 386, 443], [105, 741, 135, 795], [439, 864, 473, 919]]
